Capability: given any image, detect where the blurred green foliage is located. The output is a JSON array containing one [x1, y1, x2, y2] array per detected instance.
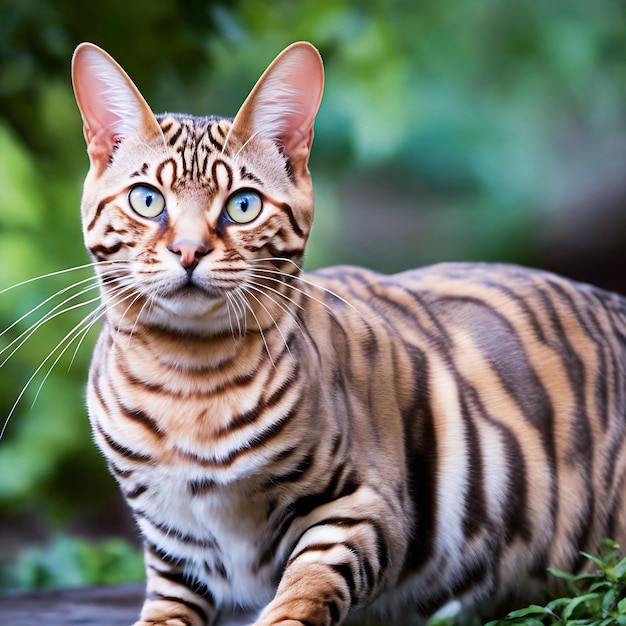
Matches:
[[1, 0, 626, 590], [0, 535, 143, 591]]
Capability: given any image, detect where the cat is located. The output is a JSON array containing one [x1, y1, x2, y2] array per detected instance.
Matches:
[[69, 41, 626, 626]]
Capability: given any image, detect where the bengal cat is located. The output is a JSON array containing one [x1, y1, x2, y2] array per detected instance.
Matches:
[[69, 41, 626, 626]]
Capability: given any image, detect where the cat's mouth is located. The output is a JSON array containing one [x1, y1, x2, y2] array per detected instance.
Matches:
[[172, 278, 223, 299], [175, 283, 204, 296], [154, 278, 227, 319]]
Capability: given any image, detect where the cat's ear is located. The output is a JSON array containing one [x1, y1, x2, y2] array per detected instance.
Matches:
[[72, 43, 162, 173], [231, 42, 324, 168]]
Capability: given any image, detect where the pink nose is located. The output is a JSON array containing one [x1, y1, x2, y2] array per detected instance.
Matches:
[[167, 239, 210, 271]]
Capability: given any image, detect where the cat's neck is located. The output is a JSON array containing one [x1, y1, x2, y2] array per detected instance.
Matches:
[[109, 319, 251, 369], [100, 290, 303, 375]]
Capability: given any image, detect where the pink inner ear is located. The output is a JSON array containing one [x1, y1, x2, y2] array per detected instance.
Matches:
[[77, 69, 124, 141], [72, 44, 153, 154], [251, 44, 324, 155]]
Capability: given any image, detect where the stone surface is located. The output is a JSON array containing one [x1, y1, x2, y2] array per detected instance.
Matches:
[[0, 582, 255, 625]]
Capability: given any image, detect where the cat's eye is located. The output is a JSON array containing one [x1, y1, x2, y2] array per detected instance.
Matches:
[[225, 190, 263, 224], [128, 185, 165, 219]]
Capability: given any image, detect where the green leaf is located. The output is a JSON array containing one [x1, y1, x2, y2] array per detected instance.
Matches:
[[599, 539, 622, 554], [505, 605, 550, 618], [547, 566, 578, 581], [602, 588, 617, 614], [581, 551, 610, 571], [590, 580, 613, 593], [547, 597, 572, 611], [425, 615, 456, 626], [562, 593, 602, 621], [613, 557, 626, 581]]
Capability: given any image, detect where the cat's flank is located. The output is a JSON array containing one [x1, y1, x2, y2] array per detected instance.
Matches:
[[70, 41, 626, 626]]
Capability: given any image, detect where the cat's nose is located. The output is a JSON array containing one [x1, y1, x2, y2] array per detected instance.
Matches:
[[167, 239, 211, 273]]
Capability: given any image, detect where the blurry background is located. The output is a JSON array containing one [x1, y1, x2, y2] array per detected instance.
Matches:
[[2, 0, 626, 590]]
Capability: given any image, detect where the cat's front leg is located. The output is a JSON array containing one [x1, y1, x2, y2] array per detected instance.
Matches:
[[253, 563, 351, 626], [253, 516, 393, 626], [133, 543, 216, 626]]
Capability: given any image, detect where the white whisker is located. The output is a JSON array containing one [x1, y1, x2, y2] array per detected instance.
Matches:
[[248, 262, 361, 317], [244, 279, 307, 346], [0, 268, 124, 360], [30, 283, 139, 417], [125, 289, 157, 349], [0, 259, 126, 296], [221, 122, 234, 158], [228, 289, 249, 336], [108, 285, 150, 348], [242, 285, 292, 358], [224, 292, 238, 339], [246, 272, 304, 311], [230, 291, 247, 336], [1, 275, 101, 340], [68, 282, 139, 369], [0, 292, 102, 369], [248, 256, 302, 272], [239, 289, 274, 368], [0, 282, 142, 440], [30, 307, 109, 413], [67, 303, 107, 371], [231, 130, 261, 163], [138, 136, 168, 160]]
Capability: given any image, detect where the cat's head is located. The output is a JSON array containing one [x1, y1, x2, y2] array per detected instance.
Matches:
[[71, 42, 324, 336]]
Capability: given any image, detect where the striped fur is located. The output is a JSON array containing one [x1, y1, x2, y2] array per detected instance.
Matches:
[[72, 42, 626, 626]]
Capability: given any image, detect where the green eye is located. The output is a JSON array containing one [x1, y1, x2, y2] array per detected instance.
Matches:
[[128, 185, 165, 218], [225, 190, 263, 224]]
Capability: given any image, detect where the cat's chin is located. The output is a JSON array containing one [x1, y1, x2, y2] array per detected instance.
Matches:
[[148, 289, 235, 335]]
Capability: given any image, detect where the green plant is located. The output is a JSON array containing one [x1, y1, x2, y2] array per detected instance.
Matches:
[[0, 534, 144, 592], [485, 539, 626, 626]]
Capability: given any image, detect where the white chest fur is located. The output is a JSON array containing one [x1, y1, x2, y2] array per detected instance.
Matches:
[[130, 463, 280, 609]]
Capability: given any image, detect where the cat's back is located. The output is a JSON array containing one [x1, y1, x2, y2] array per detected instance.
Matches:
[[307, 259, 626, 455], [308, 260, 626, 339]]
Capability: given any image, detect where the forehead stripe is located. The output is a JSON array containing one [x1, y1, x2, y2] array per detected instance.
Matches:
[[168, 124, 184, 146], [211, 159, 233, 191], [208, 124, 224, 151], [156, 158, 178, 187]]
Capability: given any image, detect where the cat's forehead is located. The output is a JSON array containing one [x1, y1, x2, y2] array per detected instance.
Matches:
[[125, 113, 233, 196], [140, 112, 289, 194], [157, 113, 232, 152], [152, 114, 233, 187]]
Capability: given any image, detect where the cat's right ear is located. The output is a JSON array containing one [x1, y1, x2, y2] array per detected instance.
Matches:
[[72, 43, 162, 174]]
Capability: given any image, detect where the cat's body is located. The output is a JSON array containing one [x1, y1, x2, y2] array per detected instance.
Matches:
[[70, 42, 626, 626]]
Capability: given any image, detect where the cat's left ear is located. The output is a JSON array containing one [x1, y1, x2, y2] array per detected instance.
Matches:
[[72, 43, 162, 174], [231, 42, 324, 168]]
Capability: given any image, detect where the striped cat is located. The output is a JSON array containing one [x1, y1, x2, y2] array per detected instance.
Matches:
[[70, 41, 626, 626]]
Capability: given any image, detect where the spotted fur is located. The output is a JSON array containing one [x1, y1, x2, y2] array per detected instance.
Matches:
[[71, 42, 626, 626]]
